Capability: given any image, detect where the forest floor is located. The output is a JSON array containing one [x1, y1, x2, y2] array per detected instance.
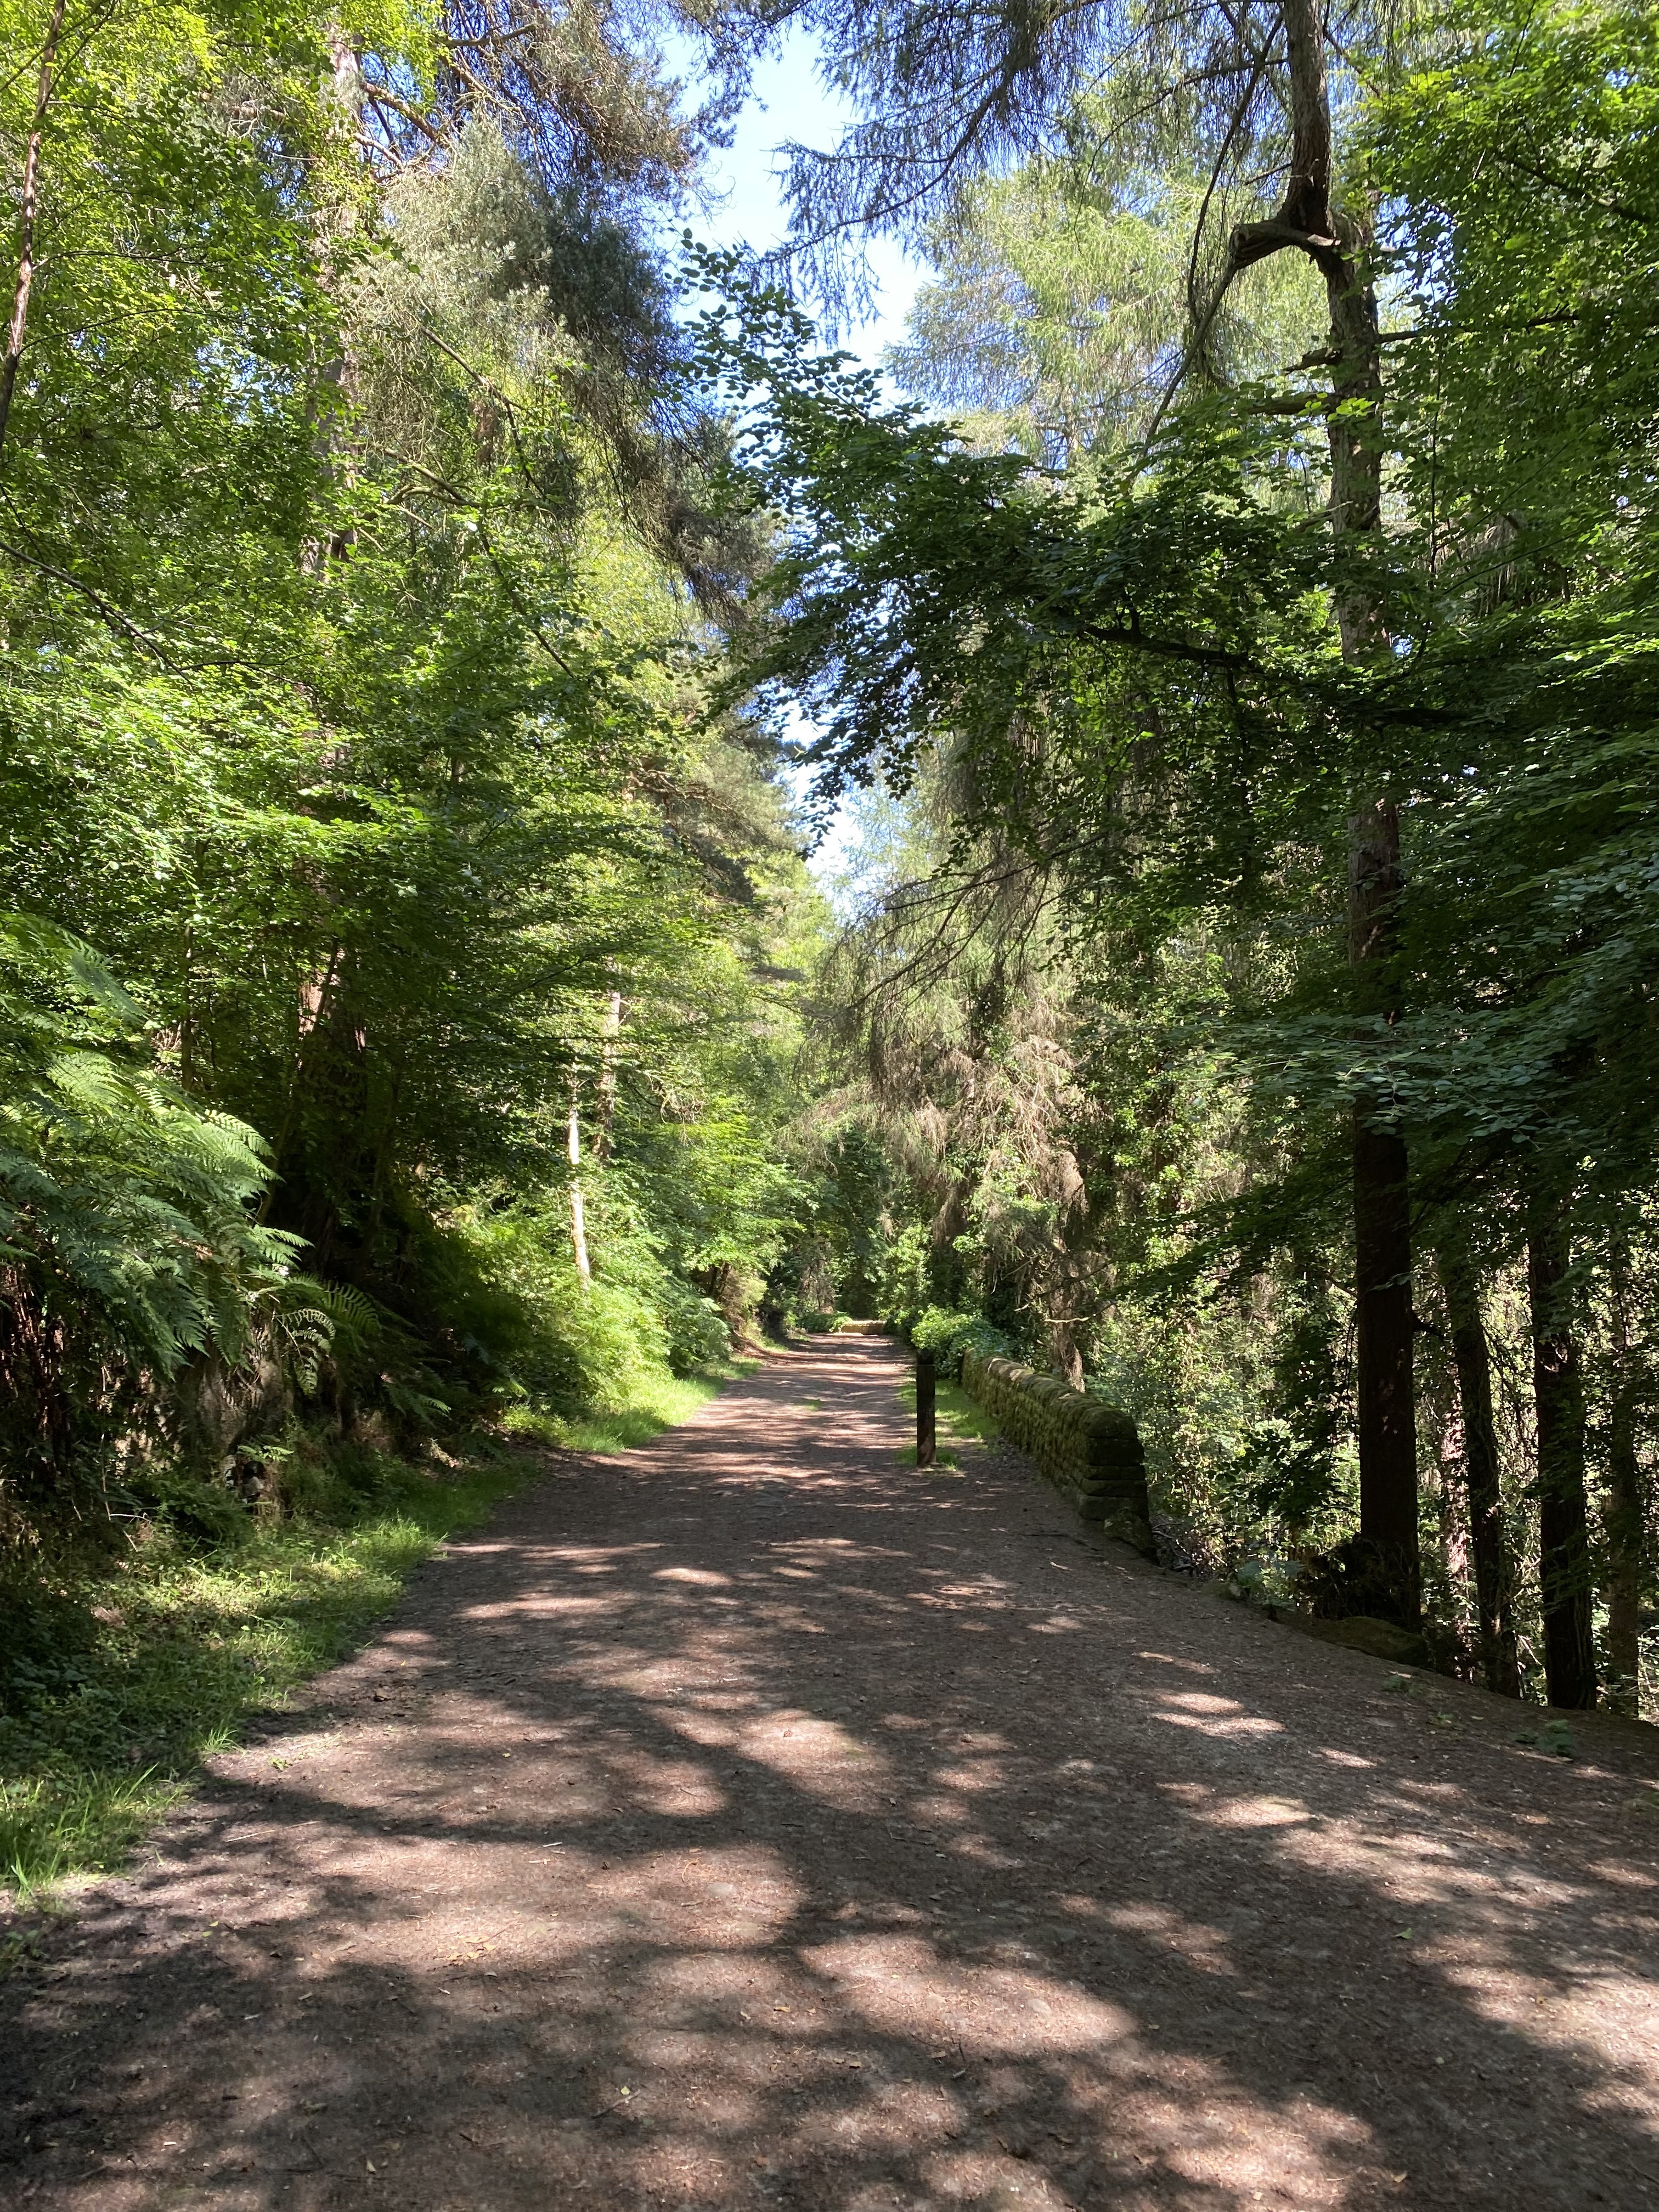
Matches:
[[3, 1334, 1659, 2212]]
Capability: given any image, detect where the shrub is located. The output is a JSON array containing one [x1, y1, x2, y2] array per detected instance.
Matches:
[[909, 1305, 1017, 1376]]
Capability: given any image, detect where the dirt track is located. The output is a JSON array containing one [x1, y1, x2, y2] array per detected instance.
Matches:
[[4, 1334, 1659, 2210]]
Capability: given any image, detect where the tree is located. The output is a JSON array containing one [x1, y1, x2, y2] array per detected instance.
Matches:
[[1435, 1240, 1520, 1696], [761, 0, 1425, 1617], [697, 0, 1659, 1690], [0, 0, 816, 1492]]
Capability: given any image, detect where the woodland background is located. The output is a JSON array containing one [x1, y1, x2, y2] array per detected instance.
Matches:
[[0, 0, 1655, 1883]]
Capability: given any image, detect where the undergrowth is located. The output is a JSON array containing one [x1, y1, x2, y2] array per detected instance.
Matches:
[[0, 1365, 747, 1907], [501, 1361, 757, 1454]]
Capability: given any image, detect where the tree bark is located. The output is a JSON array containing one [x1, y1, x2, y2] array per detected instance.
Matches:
[[1526, 1196, 1597, 1709], [0, 0, 67, 467], [1605, 1234, 1645, 1716], [567, 1076, 591, 1286], [1274, 0, 1419, 1619], [1050, 1319, 1084, 1392], [594, 988, 624, 1165], [1436, 1241, 1520, 1696], [296, 18, 365, 572], [1350, 1103, 1417, 1616], [257, 941, 345, 1224], [871, 0, 1423, 1616], [1429, 1383, 1469, 1669], [179, 923, 196, 1094]]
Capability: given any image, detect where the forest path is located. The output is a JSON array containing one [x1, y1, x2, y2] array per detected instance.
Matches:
[[6, 1336, 1659, 2212]]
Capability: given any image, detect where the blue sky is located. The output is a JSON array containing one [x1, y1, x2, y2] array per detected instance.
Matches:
[[680, 24, 927, 374], [669, 24, 927, 895]]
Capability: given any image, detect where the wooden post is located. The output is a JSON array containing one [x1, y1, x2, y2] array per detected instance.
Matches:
[[916, 1347, 936, 1468]]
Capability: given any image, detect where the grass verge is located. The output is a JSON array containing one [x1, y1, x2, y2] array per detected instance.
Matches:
[[894, 1370, 1001, 1466], [1, 1363, 749, 1909], [500, 1358, 759, 1453], [0, 1451, 533, 1907]]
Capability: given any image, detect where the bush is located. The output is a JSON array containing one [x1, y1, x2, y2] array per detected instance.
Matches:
[[656, 1273, 731, 1374], [909, 1305, 1017, 1376], [0, 913, 301, 1507], [448, 1198, 733, 1410]]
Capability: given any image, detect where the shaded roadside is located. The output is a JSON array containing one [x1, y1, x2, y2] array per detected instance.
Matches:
[[3, 1335, 1658, 2210]]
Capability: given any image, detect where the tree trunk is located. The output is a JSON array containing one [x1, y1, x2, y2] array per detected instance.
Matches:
[[1350, 1105, 1418, 1617], [257, 941, 345, 1224], [0, 0, 67, 467], [1436, 1242, 1520, 1696], [594, 988, 624, 1165], [1429, 1387, 1470, 1671], [179, 923, 196, 1093], [1526, 1197, 1596, 1709], [1605, 1234, 1645, 1716], [1051, 1319, 1084, 1392], [298, 19, 364, 571], [1277, 0, 1419, 1620], [567, 1076, 591, 1286], [701, 1261, 748, 1348]]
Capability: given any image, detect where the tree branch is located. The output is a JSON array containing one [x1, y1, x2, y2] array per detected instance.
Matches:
[[1075, 616, 1255, 672]]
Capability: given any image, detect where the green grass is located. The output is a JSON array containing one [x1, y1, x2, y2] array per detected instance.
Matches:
[[0, 1453, 534, 1906], [500, 1359, 758, 1453], [1, 1364, 751, 1908]]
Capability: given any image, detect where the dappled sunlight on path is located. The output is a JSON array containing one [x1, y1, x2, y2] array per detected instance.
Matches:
[[5, 1337, 1659, 2210]]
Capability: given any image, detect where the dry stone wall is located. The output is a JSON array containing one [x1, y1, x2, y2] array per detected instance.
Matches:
[[961, 1351, 1155, 1555]]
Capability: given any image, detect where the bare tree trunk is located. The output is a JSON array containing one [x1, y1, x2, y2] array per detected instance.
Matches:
[[1050, 1319, 1084, 1392], [567, 1076, 591, 1286], [0, 0, 67, 466], [1606, 1234, 1645, 1716], [594, 989, 624, 1165], [1436, 1241, 1520, 1695], [1526, 1195, 1596, 1709], [1280, 0, 1419, 1620]]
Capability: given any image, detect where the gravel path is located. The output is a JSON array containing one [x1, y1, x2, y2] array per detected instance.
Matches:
[[5, 1334, 1659, 2211]]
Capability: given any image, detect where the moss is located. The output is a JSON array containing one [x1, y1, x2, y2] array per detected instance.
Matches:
[[961, 1351, 1154, 1548]]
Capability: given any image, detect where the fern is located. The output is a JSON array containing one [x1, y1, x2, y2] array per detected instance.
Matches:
[[0, 915, 294, 1486]]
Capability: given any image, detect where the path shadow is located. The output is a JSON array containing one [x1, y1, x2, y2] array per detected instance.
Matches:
[[4, 1339, 1657, 2209]]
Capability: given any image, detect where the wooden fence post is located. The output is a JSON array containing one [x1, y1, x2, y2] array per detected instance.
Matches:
[[916, 1347, 936, 1468]]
